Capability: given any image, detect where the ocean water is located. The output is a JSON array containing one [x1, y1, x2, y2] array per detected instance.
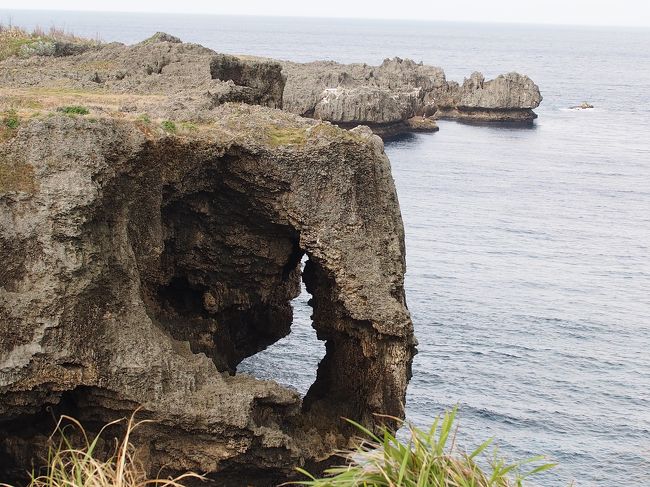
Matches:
[[2, 10, 649, 486]]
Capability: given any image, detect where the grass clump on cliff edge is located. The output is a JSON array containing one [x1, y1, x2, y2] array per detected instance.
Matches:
[[0, 412, 202, 487], [58, 105, 90, 115], [0, 110, 20, 143], [161, 120, 177, 133], [291, 407, 556, 487], [0, 24, 99, 62]]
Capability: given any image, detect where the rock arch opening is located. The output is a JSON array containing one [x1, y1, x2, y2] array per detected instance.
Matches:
[[140, 161, 306, 376], [237, 255, 324, 396]]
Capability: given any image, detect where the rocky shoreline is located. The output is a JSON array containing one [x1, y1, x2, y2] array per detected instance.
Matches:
[[1, 31, 540, 485], [0, 32, 415, 485]]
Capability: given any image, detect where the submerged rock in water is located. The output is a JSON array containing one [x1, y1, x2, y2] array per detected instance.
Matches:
[[570, 101, 594, 109], [0, 35, 415, 485]]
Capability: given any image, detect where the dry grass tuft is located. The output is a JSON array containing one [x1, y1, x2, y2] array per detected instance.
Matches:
[[0, 412, 203, 487], [0, 160, 36, 194]]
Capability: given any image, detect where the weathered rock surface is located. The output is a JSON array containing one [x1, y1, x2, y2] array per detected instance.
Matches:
[[281, 57, 542, 133], [434, 71, 543, 122], [0, 32, 286, 119], [0, 35, 415, 485]]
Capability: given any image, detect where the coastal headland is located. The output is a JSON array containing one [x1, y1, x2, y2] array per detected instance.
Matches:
[[1, 31, 540, 484]]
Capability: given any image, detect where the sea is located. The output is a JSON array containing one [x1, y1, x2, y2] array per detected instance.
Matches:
[[1, 10, 649, 487]]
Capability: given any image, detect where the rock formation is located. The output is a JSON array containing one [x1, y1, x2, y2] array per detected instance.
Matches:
[[0, 34, 415, 485], [570, 101, 594, 109], [281, 58, 542, 134], [434, 71, 543, 122]]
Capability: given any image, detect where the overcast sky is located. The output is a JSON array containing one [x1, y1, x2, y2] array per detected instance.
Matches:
[[5, 0, 650, 27]]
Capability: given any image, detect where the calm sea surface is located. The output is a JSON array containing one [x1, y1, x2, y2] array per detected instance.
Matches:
[[2, 10, 649, 486]]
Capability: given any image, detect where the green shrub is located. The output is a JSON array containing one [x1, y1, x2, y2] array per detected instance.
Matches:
[[291, 407, 556, 487], [3, 110, 19, 129], [58, 105, 90, 115], [161, 120, 177, 133], [137, 114, 151, 124], [18, 39, 55, 57]]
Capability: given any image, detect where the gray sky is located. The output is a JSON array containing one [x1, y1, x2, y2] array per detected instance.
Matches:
[[6, 0, 650, 27]]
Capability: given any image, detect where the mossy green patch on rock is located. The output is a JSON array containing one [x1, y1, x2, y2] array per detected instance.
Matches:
[[266, 126, 308, 147], [0, 159, 37, 194], [308, 122, 366, 144]]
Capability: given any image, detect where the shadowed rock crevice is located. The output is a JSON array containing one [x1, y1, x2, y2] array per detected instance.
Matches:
[[141, 172, 303, 373]]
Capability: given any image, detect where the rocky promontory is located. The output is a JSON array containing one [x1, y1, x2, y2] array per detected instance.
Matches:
[[281, 57, 542, 135], [0, 33, 415, 485]]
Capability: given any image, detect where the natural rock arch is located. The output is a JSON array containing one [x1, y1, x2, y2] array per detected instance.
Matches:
[[0, 107, 415, 484]]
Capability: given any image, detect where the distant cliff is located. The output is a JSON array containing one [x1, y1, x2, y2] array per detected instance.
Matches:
[[281, 57, 542, 136]]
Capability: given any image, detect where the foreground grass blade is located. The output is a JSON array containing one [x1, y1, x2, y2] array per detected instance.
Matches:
[[288, 408, 556, 487]]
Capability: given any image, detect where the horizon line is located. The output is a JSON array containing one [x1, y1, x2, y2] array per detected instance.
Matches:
[[1, 7, 650, 29]]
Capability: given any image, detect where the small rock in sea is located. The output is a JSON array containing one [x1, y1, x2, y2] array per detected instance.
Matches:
[[570, 101, 594, 109]]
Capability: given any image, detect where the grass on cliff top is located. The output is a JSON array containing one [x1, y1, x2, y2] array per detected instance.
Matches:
[[289, 407, 556, 487], [265, 123, 364, 148], [0, 23, 99, 61], [58, 105, 90, 115], [0, 412, 202, 487], [267, 126, 308, 147]]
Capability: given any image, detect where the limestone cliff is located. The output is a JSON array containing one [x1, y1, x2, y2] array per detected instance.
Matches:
[[281, 57, 542, 133], [0, 35, 415, 485]]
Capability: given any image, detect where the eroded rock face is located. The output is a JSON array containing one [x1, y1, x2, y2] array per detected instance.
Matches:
[[0, 105, 414, 484], [435, 72, 543, 122], [281, 57, 542, 132]]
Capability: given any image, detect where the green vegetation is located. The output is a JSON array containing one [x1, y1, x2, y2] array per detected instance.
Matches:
[[291, 407, 556, 487], [179, 121, 198, 132], [267, 126, 308, 147], [137, 114, 151, 124], [0, 111, 20, 143], [0, 413, 202, 487], [0, 24, 99, 62], [3, 110, 19, 129], [57, 105, 90, 115], [161, 120, 177, 133]]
